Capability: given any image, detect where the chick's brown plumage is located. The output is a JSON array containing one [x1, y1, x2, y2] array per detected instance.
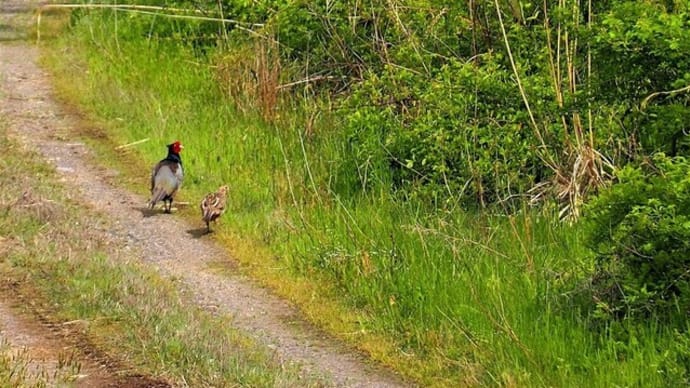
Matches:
[[200, 185, 229, 232]]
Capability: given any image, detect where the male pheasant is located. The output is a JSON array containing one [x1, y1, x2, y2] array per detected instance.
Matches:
[[149, 141, 184, 213]]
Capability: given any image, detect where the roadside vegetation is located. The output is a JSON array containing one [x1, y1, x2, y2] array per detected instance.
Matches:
[[37, 0, 690, 386], [0, 123, 321, 386]]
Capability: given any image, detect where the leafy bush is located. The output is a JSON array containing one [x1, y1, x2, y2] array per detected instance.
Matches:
[[592, 2, 690, 156], [340, 57, 542, 205], [585, 154, 690, 322]]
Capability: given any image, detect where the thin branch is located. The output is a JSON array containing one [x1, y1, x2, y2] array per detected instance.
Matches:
[[641, 84, 690, 109], [587, 0, 594, 145], [37, 3, 267, 43], [543, 1, 563, 108], [276, 75, 336, 90], [115, 138, 149, 150]]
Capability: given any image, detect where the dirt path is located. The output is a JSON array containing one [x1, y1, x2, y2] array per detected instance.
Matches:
[[0, 2, 407, 387]]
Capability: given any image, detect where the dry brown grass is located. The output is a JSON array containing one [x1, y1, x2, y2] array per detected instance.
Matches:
[[530, 142, 613, 220], [214, 38, 282, 122]]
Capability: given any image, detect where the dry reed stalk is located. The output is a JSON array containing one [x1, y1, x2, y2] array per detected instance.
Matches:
[[543, 1, 563, 108], [587, 0, 593, 136], [492, 0, 539, 137], [543, 1, 572, 148], [493, 0, 555, 170], [528, 0, 613, 220], [216, 0, 230, 47]]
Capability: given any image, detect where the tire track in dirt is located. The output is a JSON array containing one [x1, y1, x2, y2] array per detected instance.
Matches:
[[0, 285, 170, 387], [0, 1, 408, 387], [0, 298, 105, 387]]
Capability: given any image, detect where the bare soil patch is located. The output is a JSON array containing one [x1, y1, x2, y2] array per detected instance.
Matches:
[[0, 1, 408, 387]]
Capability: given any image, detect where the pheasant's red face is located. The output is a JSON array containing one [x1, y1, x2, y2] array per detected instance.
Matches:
[[172, 141, 183, 153]]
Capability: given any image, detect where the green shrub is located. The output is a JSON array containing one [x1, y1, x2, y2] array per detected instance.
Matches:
[[340, 56, 542, 206], [585, 153, 690, 323], [592, 2, 690, 156]]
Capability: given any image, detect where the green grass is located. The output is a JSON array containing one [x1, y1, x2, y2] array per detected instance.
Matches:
[[36, 11, 690, 387], [0, 122, 322, 386]]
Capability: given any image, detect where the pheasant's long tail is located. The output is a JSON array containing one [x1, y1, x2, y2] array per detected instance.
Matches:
[[149, 187, 168, 208]]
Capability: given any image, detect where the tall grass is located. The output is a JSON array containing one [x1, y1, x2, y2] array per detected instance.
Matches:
[[39, 10, 687, 386]]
